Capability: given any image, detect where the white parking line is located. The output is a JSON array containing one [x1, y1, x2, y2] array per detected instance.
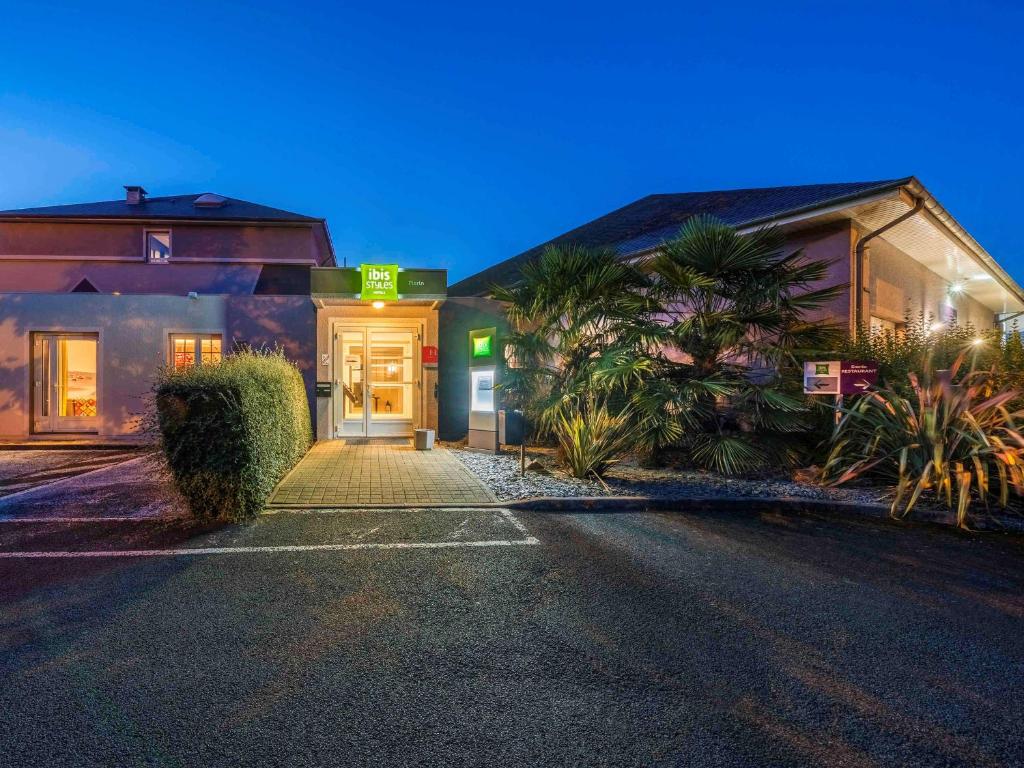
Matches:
[[0, 537, 541, 559], [499, 508, 534, 537], [0, 507, 541, 558]]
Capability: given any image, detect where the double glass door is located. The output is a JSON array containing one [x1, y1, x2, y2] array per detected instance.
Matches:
[[32, 333, 99, 433], [335, 327, 418, 437]]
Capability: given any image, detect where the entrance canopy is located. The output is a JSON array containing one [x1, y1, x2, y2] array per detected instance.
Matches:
[[311, 265, 446, 441]]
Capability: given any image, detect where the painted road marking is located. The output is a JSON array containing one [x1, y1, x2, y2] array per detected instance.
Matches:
[[498, 508, 533, 537], [0, 537, 540, 559], [0, 507, 540, 558]]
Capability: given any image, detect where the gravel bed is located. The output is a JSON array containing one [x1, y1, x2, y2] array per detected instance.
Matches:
[[450, 447, 888, 505], [452, 448, 610, 501]]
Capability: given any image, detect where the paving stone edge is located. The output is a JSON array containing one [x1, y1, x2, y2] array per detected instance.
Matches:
[[504, 495, 1024, 534]]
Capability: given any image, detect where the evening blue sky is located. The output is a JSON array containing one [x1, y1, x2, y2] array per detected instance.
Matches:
[[1, 1, 1021, 283]]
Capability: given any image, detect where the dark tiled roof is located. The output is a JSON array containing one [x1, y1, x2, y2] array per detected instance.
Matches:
[[449, 178, 911, 296], [0, 193, 322, 223]]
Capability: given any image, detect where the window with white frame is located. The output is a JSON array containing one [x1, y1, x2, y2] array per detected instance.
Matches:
[[170, 334, 222, 371], [146, 230, 171, 263]]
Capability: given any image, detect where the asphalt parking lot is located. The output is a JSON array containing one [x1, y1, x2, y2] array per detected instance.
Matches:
[[1, 506, 1022, 767], [0, 449, 141, 498]]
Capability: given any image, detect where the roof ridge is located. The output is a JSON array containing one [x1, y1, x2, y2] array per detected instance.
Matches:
[[449, 177, 916, 296], [0, 191, 323, 222], [642, 178, 910, 198]]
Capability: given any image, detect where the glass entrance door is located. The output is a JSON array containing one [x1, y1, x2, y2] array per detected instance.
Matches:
[[367, 329, 415, 436], [32, 333, 99, 433], [334, 326, 418, 438], [337, 330, 366, 437]]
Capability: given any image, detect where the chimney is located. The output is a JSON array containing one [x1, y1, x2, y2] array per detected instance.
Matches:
[[124, 185, 148, 205]]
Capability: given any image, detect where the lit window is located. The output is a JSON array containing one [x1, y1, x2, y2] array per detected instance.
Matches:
[[171, 336, 195, 370], [147, 230, 171, 263], [201, 336, 222, 365], [170, 334, 222, 370]]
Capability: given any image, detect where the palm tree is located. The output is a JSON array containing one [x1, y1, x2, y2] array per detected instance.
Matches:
[[491, 243, 657, 437], [600, 215, 846, 471]]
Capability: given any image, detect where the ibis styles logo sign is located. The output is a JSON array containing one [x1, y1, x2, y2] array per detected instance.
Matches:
[[360, 264, 399, 301], [472, 334, 492, 358]]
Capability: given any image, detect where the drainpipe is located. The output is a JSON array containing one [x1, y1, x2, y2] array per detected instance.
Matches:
[[852, 196, 924, 336]]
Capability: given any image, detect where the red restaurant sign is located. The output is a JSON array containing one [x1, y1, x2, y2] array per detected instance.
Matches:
[[422, 345, 438, 365]]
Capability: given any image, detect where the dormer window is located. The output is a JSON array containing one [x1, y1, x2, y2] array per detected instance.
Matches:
[[146, 230, 171, 263]]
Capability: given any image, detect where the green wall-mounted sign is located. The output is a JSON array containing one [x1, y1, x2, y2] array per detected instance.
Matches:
[[472, 334, 492, 358], [468, 326, 497, 367], [360, 264, 399, 301]]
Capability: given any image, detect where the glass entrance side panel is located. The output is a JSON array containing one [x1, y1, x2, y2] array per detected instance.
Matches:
[[367, 329, 415, 436], [337, 330, 366, 436], [31, 335, 51, 432], [56, 337, 98, 428]]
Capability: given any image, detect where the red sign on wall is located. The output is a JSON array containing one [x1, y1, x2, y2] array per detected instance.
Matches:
[[422, 345, 438, 366]]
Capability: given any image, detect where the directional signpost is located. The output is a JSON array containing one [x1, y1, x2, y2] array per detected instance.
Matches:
[[803, 360, 841, 395], [803, 360, 878, 395], [838, 361, 878, 394], [804, 360, 878, 423]]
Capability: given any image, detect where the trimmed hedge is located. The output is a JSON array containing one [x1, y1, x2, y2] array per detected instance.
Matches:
[[155, 349, 312, 521]]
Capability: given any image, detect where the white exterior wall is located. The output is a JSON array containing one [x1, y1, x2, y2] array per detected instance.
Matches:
[[0, 293, 228, 438]]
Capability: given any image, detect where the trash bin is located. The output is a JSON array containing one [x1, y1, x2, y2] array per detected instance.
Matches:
[[498, 409, 525, 445], [414, 428, 435, 450]]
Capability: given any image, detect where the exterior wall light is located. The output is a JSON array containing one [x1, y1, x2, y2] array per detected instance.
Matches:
[[372, 300, 385, 309], [949, 282, 964, 293]]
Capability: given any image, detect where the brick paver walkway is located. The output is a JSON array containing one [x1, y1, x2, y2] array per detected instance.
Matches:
[[268, 441, 497, 507]]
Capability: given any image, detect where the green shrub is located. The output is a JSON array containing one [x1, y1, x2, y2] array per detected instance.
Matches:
[[821, 354, 1024, 527], [838, 313, 1024, 393], [554, 398, 638, 479], [155, 349, 312, 521]]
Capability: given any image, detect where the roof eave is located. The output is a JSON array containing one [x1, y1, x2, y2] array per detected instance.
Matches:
[[736, 177, 914, 231], [902, 178, 1024, 309], [0, 214, 320, 226]]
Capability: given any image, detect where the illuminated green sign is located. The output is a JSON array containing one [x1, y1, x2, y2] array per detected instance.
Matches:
[[472, 334, 493, 358], [815, 363, 829, 375], [360, 264, 399, 301]]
